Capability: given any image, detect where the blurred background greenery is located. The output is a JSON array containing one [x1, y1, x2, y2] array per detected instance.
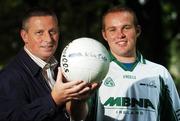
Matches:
[[0, 0, 179, 93]]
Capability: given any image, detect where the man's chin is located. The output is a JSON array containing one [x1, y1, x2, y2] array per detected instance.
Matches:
[[42, 53, 54, 61]]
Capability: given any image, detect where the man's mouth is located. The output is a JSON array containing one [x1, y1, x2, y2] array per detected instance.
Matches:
[[116, 40, 127, 46]]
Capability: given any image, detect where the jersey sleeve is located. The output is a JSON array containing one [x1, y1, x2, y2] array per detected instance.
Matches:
[[159, 67, 180, 121]]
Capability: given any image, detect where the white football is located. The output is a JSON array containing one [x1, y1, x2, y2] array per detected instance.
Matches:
[[60, 37, 110, 83]]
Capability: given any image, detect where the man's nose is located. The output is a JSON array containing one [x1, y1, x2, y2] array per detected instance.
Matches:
[[44, 32, 52, 42], [117, 29, 126, 38]]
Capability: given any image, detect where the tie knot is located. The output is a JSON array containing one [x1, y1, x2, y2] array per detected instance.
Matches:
[[44, 63, 51, 69]]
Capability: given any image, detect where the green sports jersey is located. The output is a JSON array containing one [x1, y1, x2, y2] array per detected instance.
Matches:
[[88, 52, 180, 121]]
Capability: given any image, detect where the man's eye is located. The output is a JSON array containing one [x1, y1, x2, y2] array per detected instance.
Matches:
[[50, 31, 57, 35], [109, 29, 115, 32], [35, 31, 43, 35], [107, 28, 116, 32], [124, 25, 132, 30]]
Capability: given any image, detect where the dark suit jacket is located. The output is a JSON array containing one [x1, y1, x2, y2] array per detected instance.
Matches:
[[0, 49, 69, 121]]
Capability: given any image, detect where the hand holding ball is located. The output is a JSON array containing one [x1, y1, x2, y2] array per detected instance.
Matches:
[[60, 37, 110, 83]]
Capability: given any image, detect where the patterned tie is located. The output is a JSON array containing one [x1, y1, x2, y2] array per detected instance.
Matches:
[[42, 63, 56, 89]]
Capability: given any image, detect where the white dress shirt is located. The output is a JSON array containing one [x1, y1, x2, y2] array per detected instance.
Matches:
[[24, 47, 58, 89]]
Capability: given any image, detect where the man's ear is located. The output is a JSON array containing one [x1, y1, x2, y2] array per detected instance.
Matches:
[[136, 25, 141, 37], [102, 30, 108, 42], [20, 29, 28, 44]]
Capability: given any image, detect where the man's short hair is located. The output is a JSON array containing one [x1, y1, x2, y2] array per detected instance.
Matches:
[[21, 7, 58, 30], [102, 5, 139, 31]]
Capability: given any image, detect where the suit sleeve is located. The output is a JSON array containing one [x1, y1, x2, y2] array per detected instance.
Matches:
[[0, 69, 63, 121]]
